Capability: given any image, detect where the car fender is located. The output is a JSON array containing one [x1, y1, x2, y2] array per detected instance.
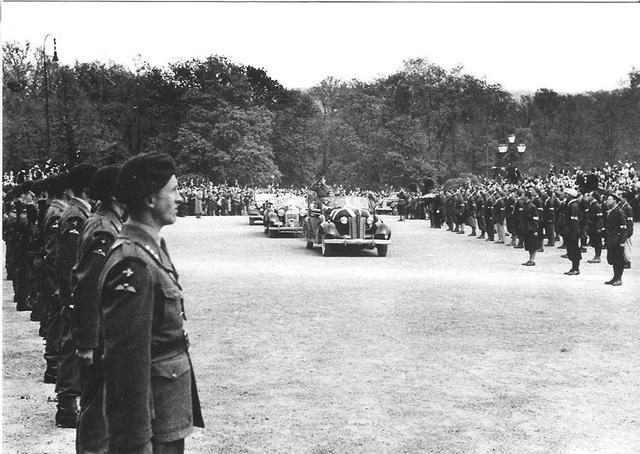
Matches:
[[322, 221, 339, 238], [375, 222, 391, 237]]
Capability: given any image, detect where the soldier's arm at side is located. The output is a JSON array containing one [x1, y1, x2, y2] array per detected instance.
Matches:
[[102, 257, 154, 450], [72, 230, 117, 352]]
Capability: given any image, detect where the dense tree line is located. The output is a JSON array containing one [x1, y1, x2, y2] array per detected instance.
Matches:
[[4, 42, 639, 188]]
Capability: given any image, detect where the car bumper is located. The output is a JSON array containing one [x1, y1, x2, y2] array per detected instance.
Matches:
[[249, 215, 263, 222], [270, 225, 302, 232], [324, 238, 391, 246]]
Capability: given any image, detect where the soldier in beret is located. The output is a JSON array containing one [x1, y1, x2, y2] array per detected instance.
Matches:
[[55, 163, 98, 428], [603, 192, 628, 285], [98, 153, 203, 454], [72, 165, 125, 453], [41, 173, 70, 384]]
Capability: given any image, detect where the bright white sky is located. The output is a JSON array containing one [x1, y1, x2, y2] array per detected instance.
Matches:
[[2, 2, 639, 93]]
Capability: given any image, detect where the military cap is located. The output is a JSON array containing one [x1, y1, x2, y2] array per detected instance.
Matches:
[[116, 152, 176, 210], [90, 164, 121, 203], [605, 191, 622, 203], [67, 163, 98, 194]]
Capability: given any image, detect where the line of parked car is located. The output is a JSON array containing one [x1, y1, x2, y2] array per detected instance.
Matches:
[[247, 193, 392, 257]]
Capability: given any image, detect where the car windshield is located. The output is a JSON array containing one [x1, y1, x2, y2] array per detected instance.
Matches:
[[275, 195, 306, 207], [254, 193, 276, 203], [324, 196, 370, 210]]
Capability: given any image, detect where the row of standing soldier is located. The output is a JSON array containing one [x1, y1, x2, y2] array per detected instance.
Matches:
[[425, 184, 633, 284], [3, 154, 202, 454]]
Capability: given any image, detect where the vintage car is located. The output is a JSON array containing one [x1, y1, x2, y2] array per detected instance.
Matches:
[[263, 195, 307, 237], [247, 193, 277, 225], [303, 195, 391, 256], [376, 192, 399, 215]]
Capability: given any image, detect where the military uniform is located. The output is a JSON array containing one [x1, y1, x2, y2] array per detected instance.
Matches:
[[55, 196, 93, 425], [72, 204, 124, 453], [42, 198, 68, 381], [565, 197, 582, 273], [586, 197, 605, 262], [605, 202, 628, 284], [99, 222, 204, 452]]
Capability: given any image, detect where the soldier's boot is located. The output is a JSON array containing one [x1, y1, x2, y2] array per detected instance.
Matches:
[[477, 232, 485, 240], [44, 359, 58, 384], [55, 395, 79, 428], [468, 228, 476, 236], [587, 256, 601, 264]]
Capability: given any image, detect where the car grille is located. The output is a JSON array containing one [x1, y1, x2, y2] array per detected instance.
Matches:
[[335, 215, 366, 238]]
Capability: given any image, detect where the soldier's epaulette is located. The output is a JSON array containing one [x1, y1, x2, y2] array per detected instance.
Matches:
[[110, 239, 148, 267]]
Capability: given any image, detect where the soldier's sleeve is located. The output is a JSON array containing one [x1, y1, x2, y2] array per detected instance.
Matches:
[[42, 215, 61, 296], [102, 257, 154, 450], [72, 230, 117, 349], [56, 216, 84, 303]]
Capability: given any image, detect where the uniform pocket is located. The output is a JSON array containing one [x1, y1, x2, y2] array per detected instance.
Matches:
[[151, 353, 190, 380]]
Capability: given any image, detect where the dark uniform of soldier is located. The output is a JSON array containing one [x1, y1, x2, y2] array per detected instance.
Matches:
[[29, 178, 49, 322], [543, 189, 558, 247], [532, 191, 545, 252], [3, 192, 18, 282], [484, 191, 496, 242], [521, 190, 540, 266], [42, 174, 69, 383], [586, 191, 605, 263], [619, 192, 634, 268], [578, 192, 590, 252], [432, 192, 444, 229], [99, 153, 203, 454], [476, 192, 486, 239], [514, 191, 526, 248], [603, 192, 628, 285], [505, 191, 517, 246], [72, 165, 124, 453], [563, 188, 582, 275], [13, 182, 39, 311], [55, 164, 98, 428]]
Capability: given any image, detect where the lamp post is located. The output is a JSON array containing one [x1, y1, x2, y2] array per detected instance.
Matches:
[[497, 133, 526, 182], [43, 34, 58, 159]]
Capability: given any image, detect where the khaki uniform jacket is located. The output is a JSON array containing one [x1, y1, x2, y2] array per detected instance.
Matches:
[[57, 198, 92, 306], [71, 205, 123, 350], [42, 199, 68, 298], [98, 223, 204, 449]]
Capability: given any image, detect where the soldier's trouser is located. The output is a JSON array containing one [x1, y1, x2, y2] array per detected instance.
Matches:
[[14, 254, 31, 306], [485, 218, 495, 240], [5, 242, 16, 280], [566, 235, 582, 270], [77, 358, 107, 454], [477, 215, 485, 233], [496, 221, 506, 242], [546, 222, 556, 246], [56, 307, 81, 399], [45, 295, 63, 374], [110, 439, 185, 454]]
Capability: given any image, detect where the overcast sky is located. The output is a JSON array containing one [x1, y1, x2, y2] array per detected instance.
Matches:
[[2, 2, 639, 93]]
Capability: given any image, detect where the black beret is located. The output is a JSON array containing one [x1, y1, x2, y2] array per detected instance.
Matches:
[[67, 163, 98, 193], [20, 180, 33, 194], [90, 164, 121, 203], [116, 153, 176, 209], [31, 178, 46, 195]]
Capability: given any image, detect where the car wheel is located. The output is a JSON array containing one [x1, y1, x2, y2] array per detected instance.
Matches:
[[376, 245, 388, 257]]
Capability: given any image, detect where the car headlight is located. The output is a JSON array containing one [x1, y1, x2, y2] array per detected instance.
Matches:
[[340, 216, 348, 224], [277, 209, 285, 217], [366, 216, 374, 225]]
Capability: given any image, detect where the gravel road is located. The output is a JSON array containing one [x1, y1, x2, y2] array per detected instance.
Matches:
[[3, 216, 639, 453]]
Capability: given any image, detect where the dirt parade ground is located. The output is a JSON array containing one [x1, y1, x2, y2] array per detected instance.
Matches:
[[3, 215, 640, 453]]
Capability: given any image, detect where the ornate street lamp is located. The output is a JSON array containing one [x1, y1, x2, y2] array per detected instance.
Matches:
[[43, 34, 58, 158], [496, 133, 526, 182]]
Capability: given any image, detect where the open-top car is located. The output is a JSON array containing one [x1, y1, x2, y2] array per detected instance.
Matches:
[[263, 195, 307, 237], [248, 193, 277, 225], [303, 195, 391, 256]]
